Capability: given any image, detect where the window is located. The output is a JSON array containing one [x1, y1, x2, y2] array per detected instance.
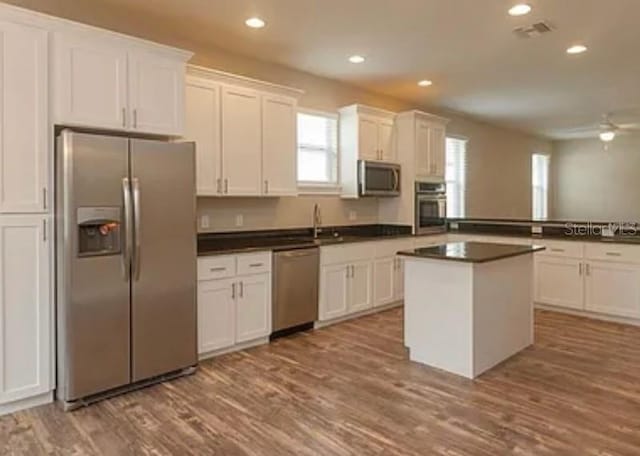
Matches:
[[297, 110, 339, 188], [445, 137, 467, 218], [532, 153, 550, 219]]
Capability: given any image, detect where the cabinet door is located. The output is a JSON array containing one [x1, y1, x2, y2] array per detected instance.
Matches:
[[378, 119, 395, 162], [349, 260, 373, 313], [236, 273, 271, 343], [429, 124, 446, 178], [319, 264, 349, 321], [358, 116, 379, 160], [128, 52, 185, 136], [0, 215, 51, 405], [534, 255, 584, 310], [585, 261, 640, 318], [197, 278, 235, 354], [186, 78, 221, 196], [373, 256, 395, 307], [415, 120, 430, 176], [0, 21, 48, 213], [262, 95, 297, 196], [221, 86, 262, 195], [54, 33, 128, 130]]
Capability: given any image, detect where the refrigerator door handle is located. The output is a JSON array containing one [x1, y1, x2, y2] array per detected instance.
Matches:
[[122, 178, 133, 281], [132, 177, 142, 281]]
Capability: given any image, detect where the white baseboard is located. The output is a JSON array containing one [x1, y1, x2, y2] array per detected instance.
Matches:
[[0, 391, 53, 416], [535, 303, 640, 327], [198, 336, 270, 361], [314, 301, 403, 329]]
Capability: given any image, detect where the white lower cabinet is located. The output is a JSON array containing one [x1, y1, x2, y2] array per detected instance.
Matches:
[[584, 261, 640, 318], [348, 260, 373, 313], [373, 256, 395, 308], [320, 264, 349, 320], [197, 278, 235, 353], [235, 273, 271, 343], [197, 252, 271, 358], [534, 255, 584, 310], [0, 215, 51, 409]]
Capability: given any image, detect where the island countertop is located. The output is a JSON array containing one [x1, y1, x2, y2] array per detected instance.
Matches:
[[398, 241, 545, 263]]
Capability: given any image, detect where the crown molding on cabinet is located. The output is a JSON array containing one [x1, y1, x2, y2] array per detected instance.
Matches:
[[396, 110, 450, 125], [187, 65, 304, 99], [339, 104, 397, 120], [0, 2, 192, 61]]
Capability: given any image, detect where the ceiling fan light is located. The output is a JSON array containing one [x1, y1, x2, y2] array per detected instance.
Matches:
[[599, 131, 616, 142]]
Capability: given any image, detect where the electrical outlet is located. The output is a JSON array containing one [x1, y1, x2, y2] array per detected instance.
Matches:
[[235, 214, 244, 227], [449, 222, 459, 230], [349, 210, 357, 221], [200, 215, 210, 230]]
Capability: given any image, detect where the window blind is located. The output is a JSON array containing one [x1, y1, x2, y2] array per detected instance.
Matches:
[[445, 137, 467, 218], [297, 111, 338, 185], [532, 153, 550, 219]]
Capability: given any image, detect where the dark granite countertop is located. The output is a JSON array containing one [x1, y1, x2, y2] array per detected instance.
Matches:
[[398, 241, 546, 263], [198, 224, 419, 256]]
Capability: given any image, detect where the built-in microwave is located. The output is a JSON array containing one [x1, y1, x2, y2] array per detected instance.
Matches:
[[358, 160, 400, 197], [415, 181, 447, 234]]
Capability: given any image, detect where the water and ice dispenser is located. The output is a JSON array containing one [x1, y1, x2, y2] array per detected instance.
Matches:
[[77, 207, 122, 257]]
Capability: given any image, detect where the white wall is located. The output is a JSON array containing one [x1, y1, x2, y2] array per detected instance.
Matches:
[[551, 134, 640, 222]]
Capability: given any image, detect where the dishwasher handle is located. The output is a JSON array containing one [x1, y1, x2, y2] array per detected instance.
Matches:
[[276, 248, 319, 259]]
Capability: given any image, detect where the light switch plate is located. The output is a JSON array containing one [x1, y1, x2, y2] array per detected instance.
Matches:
[[531, 225, 543, 235], [235, 214, 244, 227], [200, 215, 210, 230], [449, 222, 459, 230]]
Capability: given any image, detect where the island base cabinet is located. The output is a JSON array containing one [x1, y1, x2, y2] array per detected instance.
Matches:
[[0, 216, 51, 409], [584, 261, 640, 319], [534, 255, 584, 310]]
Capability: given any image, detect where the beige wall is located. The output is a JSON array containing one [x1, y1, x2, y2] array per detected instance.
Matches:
[[550, 134, 640, 222], [6, 0, 550, 231]]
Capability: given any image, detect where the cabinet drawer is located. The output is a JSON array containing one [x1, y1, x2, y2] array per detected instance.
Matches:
[[198, 255, 236, 280], [237, 252, 272, 275], [584, 242, 640, 264], [535, 240, 583, 258]]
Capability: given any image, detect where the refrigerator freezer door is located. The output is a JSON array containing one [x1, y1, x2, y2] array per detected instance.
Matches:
[[129, 139, 197, 382], [57, 131, 131, 401]]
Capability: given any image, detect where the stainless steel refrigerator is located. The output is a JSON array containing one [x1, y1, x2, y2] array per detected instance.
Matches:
[[55, 129, 197, 410]]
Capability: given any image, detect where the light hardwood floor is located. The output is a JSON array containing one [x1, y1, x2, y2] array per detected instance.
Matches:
[[2, 308, 640, 455]]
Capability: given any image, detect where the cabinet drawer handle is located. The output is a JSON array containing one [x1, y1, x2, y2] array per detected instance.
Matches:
[[605, 252, 622, 257], [209, 267, 227, 272], [550, 248, 565, 253], [249, 263, 264, 268], [239, 281, 244, 298]]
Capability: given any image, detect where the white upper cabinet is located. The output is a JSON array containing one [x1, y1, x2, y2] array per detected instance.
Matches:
[[221, 86, 263, 196], [128, 51, 185, 136], [53, 29, 191, 135], [185, 66, 302, 197], [395, 110, 449, 181], [53, 33, 128, 130], [261, 94, 298, 196], [185, 77, 221, 196], [339, 104, 397, 198], [0, 20, 48, 214]]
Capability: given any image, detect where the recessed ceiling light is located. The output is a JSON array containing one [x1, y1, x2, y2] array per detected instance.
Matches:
[[566, 44, 588, 54], [418, 80, 433, 87], [245, 17, 266, 28], [508, 3, 532, 16], [348, 55, 365, 64]]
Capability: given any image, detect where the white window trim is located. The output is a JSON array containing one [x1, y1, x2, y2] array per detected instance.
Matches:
[[532, 153, 550, 220], [296, 107, 341, 194]]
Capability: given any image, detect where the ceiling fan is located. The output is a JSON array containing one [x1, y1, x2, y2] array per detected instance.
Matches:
[[567, 111, 640, 144]]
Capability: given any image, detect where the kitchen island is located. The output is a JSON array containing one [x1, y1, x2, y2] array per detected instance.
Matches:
[[398, 241, 545, 379]]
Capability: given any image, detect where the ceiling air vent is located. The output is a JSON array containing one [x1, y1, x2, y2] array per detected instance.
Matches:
[[513, 21, 554, 39]]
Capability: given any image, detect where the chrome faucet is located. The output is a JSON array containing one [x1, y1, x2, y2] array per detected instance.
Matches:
[[313, 203, 322, 239]]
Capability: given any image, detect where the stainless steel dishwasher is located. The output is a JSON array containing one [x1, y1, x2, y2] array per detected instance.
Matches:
[[271, 247, 319, 338]]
